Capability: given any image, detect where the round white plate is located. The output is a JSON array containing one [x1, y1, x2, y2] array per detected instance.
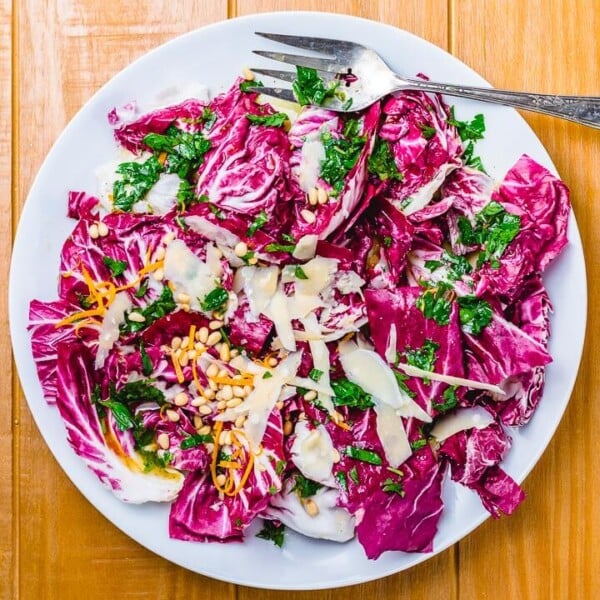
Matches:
[[9, 11, 587, 590]]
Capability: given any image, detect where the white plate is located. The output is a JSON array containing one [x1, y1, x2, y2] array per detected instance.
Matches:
[[9, 11, 587, 590]]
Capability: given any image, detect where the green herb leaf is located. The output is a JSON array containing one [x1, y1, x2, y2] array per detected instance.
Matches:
[[122, 285, 177, 334], [292, 66, 341, 106], [448, 109, 486, 142], [112, 156, 163, 212], [257, 520, 285, 548], [418, 123, 437, 140], [240, 79, 264, 93], [100, 400, 136, 431], [180, 433, 213, 450], [102, 256, 127, 277], [331, 378, 375, 410], [135, 278, 149, 298], [368, 137, 402, 181], [320, 123, 366, 195], [264, 242, 296, 254], [246, 209, 269, 237], [308, 368, 323, 382], [410, 438, 427, 451], [201, 286, 229, 313], [457, 295, 493, 335], [294, 266, 308, 280], [349, 466, 360, 484], [262, 371, 273, 379], [335, 471, 348, 492], [404, 339, 440, 373], [392, 370, 416, 398], [433, 385, 459, 412], [202, 107, 217, 131], [246, 112, 288, 127], [112, 380, 166, 405], [342, 446, 382, 466], [139, 342, 153, 377], [381, 477, 405, 496], [415, 282, 453, 326], [292, 473, 323, 498]]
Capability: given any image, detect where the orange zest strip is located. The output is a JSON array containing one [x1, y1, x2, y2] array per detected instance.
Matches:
[[334, 419, 351, 431], [212, 374, 254, 386], [191, 357, 203, 394], [218, 460, 243, 470], [187, 325, 196, 351], [55, 307, 104, 327], [229, 452, 254, 496], [171, 352, 185, 384]]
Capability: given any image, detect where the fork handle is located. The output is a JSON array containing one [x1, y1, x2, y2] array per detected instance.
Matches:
[[399, 77, 600, 129]]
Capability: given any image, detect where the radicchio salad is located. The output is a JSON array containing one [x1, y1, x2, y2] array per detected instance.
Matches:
[[29, 68, 570, 559]]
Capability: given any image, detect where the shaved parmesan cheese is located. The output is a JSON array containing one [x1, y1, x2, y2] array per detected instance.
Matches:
[[292, 234, 318, 260], [396, 363, 507, 396], [143, 173, 181, 215], [291, 376, 334, 396], [186, 216, 240, 247], [295, 257, 338, 297], [287, 294, 323, 320], [95, 291, 132, 369], [205, 243, 224, 278], [237, 266, 279, 316], [335, 270, 365, 295], [164, 239, 217, 313], [374, 403, 412, 468], [339, 346, 431, 422], [301, 313, 334, 413], [291, 421, 336, 485], [430, 406, 494, 443], [385, 324, 397, 364], [297, 135, 325, 192], [264, 290, 296, 352]]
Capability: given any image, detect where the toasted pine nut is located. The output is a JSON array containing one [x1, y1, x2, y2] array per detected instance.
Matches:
[[308, 188, 318, 206], [198, 425, 211, 436], [219, 344, 231, 362], [153, 268, 164, 281], [216, 400, 227, 411], [234, 241, 248, 257], [304, 499, 319, 517], [232, 385, 245, 398], [191, 397, 206, 407], [203, 388, 216, 400], [243, 385, 253, 395], [165, 409, 180, 423], [153, 246, 166, 261], [178, 352, 189, 367], [174, 392, 188, 406], [267, 357, 278, 367], [207, 331, 222, 346], [193, 415, 204, 429], [226, 397, 242, 408], [195, 341, 205, 352], [283, 420, 293, 436], [248, 257, 258, 265], [187, 349, 196, 360], [209, 320, 223, 331], [128, 312, 145, 323], [216, 473, 227, 487], [97, 222, 109, 237], [242, 66, 255, 81], [220, 385, 233, 401], [171, 337, 182, 350], [209, 380, 218, 391], [206, 363, 219, 378], [177, 292, 191, 304], [234, 415, 246, 429], [230, 348, 239, 358], [89, 223, 99, 239], [199, 404, 212, 415], [317, 187, 329, 204], [303, 390, 317, 401], [157, 433, 170, 449], [197, 327, 209, 343], [219, 430, 232, 446], [181, 336, 189, 348], [300, 209, 316, 224]]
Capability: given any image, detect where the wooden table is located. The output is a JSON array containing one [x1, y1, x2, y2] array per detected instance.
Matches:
[[3, 1, 599, 598]]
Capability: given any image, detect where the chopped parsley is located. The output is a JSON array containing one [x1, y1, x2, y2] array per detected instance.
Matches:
[[426, 250, 473, 281], [410, 438, 428, 451], [418, 123, 437, 140], [257, 521, 285, 548], [180, 433, 213, 450], [102, 256, 127, 277], [404, 339, 440, 373], [292, 66, 341, 106], [122, 285, 177, 334], [448, 108, 487, 172], [457, 201, 521, 268], [240, 79, 263, 93], [139, 342, 153, 377], [457, 295, 493, 335], [246, 209, 268, 236], [200, 286, 229, 313], [349, 467, 360, 484], [262, 371, 273, 379], [294, 266, 309, 280], [308, 368, 323, 382], [331, 378, 375, 410], [246, 112, 288, 127], [335, 471, 348, 492], [381, 477, 405, 496], [112, 156, 163, 212], [265, 242, 296, 254], [433, 386, 459, 412], [368, 137, 402, 181], [292, 473, 322, 498], [415, 281, 454, 326], [342, 446, 382, 466]]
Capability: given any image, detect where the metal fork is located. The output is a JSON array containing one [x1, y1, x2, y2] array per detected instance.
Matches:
[[249, 32, 600, 129]]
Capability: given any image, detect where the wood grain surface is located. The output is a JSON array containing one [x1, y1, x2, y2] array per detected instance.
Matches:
[[4, 1, 598, 598]]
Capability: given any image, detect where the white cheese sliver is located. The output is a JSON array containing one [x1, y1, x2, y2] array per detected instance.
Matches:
[[240, 265, 279, 316], [95, 291, 132, 369], [430, 406, 494, 443], [374, 403, 412, 468], [292, 376, 334, 397], [205, 243, 223, 278], [396, 362, 506, 396], [287, 293, 323, 320], [292, 235, 319, 260], [163, 239, 217, 313], [264, 289, 296, 352], [339, 347, 432, 423], [384, 324, 397, 364], [295, 256, 338, 297], [186, 216, 240, 247], [145, 173, 180, 215], [297, 135, 325, 192], [291, 421, 336, 485]]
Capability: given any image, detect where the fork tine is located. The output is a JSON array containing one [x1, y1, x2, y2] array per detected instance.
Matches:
[[251, 68, 338, 84], [252, 50, 348, 73], [255, 32, 361, 57], [245, 86, 297, 103]]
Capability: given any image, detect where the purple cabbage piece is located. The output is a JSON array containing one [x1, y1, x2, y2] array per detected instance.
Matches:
[[378, 90, 462, 214], [169, 411, 285, 541], [228, 294, 273, 354], [289, 104, 381, 240], [67, 190, 101, 220]]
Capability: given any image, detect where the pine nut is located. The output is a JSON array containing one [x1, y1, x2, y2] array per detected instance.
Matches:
[[304, 390, 317, 401], [181, 336, 189, 348], [153, 268, 164, 281], [191, 397, 206, 407], [220, 385, 233, 401], [174, 392, 188, 406], [128, 312, 145, 323], [206, 363, 219, 378], [165, 409, 180, 423], [187, 349, 196, 360], [234, 415, 246, 429], [243, 385, 253, 395], [194, 341, 205, 352], [308, 188, 318, 206], [203, 388, 216, 400], [193, 415, 204, 429], [232, 385, 245, 398], [198, 425, 211, 436], [178, 352, 189, 367], [97, 221, 109, 237], [216, 400, 227, 411], [226, 397, 242, 408], [209, 380, 218, 391], [242, 66, 255, 81], [317, 187, 329, 204], [199, 404, 212, 415], [234, 241, 248, 257], [213, 311, 224, 320], [230, 349, 239, 358], [218, 369, 228, 378], [300, 209, 316, 224], [157, 433, 170, 449], [162, 232, 175, 245], [180, 303, 190, 312], [248, 257, 258, 265], [283, 420, 293, 436], [304, 499, 319, 517], [177, 292, 191, 304], [267, 357, 278, 367], [207, 331, 222, 346], [331, 449, 341, 463], [197, 327, 209, 343], [219, 344, 231, 362], [154, 246, 166, 261], [171, 337, 182, 350], [216, 473, 227, 487], [209, 320, 223, 331], [219, 430, 232, 446], [89, 223, 99, 239]]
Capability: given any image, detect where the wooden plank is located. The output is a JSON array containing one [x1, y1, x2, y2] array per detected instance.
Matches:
[[1, 0, 13, 596], [13, 2, 235, 599], [233, 1, 456, 598], [450, 1, 600, 599]]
